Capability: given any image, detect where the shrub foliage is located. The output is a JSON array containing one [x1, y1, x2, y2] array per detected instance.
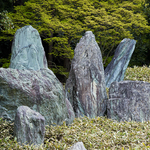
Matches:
[[0, 66, 150, 149], [125, 66, 150, 83]]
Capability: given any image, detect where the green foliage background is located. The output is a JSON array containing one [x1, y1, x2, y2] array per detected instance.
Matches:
[[0, 0, 150, 81]]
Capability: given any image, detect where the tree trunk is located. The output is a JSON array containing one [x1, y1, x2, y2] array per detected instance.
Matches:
[[63, 58, 70, 72], [64, 39, 71, 72], [48, 33, 53, 68], [48, 43, 53, 68]]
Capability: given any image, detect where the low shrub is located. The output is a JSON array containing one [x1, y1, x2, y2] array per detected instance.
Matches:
[[124, 66, 150, 83], [1, 66, 150, 149], [1, 117, 150, 149]]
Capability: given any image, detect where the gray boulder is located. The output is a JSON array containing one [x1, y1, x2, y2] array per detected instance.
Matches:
[[0, 25, 74, 125], [0, 68, 70, 125], [107, 81, 150, 122], [14, 106, 45, 146], [68, 142, 87, 150], [65, 31, 107, 118], [9, 25, 48, 70], [105, 38, 136, 88]]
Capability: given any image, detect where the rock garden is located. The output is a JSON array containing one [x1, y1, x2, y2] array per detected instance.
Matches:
[[0, 25, 150, 149]]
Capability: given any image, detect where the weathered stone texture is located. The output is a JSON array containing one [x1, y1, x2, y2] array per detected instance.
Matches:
[[105, 38, 136, 88], [0, 25, 74, 125], [68, 142, 87, 150], [65, 31, 107, 118], [9, 25, 48, 70], [65, 98, 75, 124], [107, 81, 150, 122], [14, 106, 45, 146], [0, 68, 70, 125]]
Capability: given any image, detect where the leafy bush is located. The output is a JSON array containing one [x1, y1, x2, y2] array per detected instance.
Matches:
[[0, 10, 14, 31], [1, 66, 150, 149], [1, 117, 150, 149], [0, 54, 11, 68], [124, 66, 150, 83], [103, 55, 114, 68]]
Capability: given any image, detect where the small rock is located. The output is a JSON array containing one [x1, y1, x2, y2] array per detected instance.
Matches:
[[14, 106, 45, 146], [68, 142, 87, 150]]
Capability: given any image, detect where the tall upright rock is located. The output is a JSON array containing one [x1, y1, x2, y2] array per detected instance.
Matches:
[[105, 38, 136, 88], [65, 31, 107, 118], [9, 25, 48, 70], [0, 25, 74, 125]]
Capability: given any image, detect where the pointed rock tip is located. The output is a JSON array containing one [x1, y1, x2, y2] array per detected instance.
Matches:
[[85, 31, 93, 35], [84, 31, 95, 38], [121, 38, 136, 44], [17, 25, 34, 32]]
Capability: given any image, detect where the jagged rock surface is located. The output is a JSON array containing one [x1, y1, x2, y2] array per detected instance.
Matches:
[[0, 25, 74, 125], [105, 38, 136, 88], [107, 81, 150, 122], [9, 25, 48, 70], [68, 142, 87, 150], [14, 106, 45, 146], [0, 68, 71, 125], [65, 31, 107, 118]]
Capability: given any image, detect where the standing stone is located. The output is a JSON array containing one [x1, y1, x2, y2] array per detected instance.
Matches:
[[65, 31, 107, 118], [14, 106, 45, 146], [68, 142, 87, 150], [105, 38, 136, 88], [9, 25, 48, 70], [0, 25, 74, 125], [107, 81, 150, 122]]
